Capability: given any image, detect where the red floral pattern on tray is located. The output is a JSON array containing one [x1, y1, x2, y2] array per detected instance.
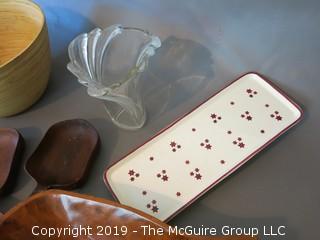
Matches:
[[156, 170, 169, 182], [200, 139, 212, 150], [233, 137, 245, 148], [270, 110, 283, 121], [105, 73, 303, 222], [210, 113, 222, 123], [190, 168, 203, 180], [170, 141, 181, 152], [246, 88, 258, 98], [146, 200, 159, 214], [128, 169, 140, 182], [241, 111, 253, 121]]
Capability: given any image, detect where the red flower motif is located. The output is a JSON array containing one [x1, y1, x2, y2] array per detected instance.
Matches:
[[195, 173, 202, 180], [241, 111, 252, 121], [152, 206, 159, 213], [247, 89, 252, 93], [271, 111, 282, 121], [238, 142, 245, 148], [211, 113, 222, 123], [157, 170, 169, 182], [128, 170, 135, 176], [162, 175, 169, 181], [205, 144, 212, 150], [170, 141, 181, 152], [170, 141, 176, 147]]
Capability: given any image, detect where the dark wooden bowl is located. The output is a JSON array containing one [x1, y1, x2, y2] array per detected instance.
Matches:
[[0, 190, 256, 240], [25, 119, 99, 192], [0, 128, 24, 195]]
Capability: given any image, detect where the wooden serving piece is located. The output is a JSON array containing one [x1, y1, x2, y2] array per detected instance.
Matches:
[[25, 119, 99, 193], [0, 128, 24, 195], [0, 0, 51, 117], [0, 190, 257, 240]]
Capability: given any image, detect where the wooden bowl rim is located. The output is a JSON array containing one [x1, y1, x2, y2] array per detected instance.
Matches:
[[0, 190, 258, 239], [0, 189, 170, 229], [0, 0, 45, 69]]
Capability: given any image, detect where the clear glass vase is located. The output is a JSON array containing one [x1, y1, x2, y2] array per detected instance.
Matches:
[[67, 25, 161, 130]]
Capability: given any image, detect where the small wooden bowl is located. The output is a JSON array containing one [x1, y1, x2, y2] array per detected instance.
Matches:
[[25, 119, 99, 192], [0, 0, 51, 117]]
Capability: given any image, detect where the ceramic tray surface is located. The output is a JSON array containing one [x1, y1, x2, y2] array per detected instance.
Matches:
[[105, 72, 302, 221]]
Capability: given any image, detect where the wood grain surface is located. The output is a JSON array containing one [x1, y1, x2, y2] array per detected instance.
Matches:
[[25, 119, 100, 192], [0, 0, 50, 117], [0, 190, 257, 240], [0, 128, 23, 195]]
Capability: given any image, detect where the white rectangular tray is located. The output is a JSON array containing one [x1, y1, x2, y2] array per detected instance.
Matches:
[[104, 72, 303, 221]]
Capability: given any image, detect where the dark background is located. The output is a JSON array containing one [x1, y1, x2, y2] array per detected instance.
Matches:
[[0, 0, 319, 239]]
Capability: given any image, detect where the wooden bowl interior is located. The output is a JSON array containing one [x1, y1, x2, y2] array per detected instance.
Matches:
[[0, 190, 256, 240], [25, 120, 99, 188], [0, 190, 185, 240], [0, 1, 44, 67]]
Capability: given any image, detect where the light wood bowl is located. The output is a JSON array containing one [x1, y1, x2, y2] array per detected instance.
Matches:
[[0, 0, 50, 117]]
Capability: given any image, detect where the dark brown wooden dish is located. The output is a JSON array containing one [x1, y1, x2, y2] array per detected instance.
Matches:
[[0, 190, 256, 240], [0, 128, 24, 195], [25, 119, 99, 192]]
